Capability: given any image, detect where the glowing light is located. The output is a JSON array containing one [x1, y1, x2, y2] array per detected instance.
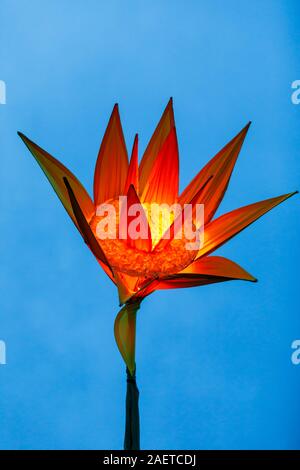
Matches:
[[90, 199, 198, 277]]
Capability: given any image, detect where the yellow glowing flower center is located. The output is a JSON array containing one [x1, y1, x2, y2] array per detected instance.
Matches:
[[141, 202, 176, 248], [90, 199, 198, 277]]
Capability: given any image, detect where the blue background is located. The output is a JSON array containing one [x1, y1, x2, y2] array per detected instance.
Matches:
[[0, 0, 299, 450]]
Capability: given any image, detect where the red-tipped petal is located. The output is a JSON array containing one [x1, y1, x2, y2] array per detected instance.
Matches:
[[18, 132, 94, 226], [114, 301, 141, 376], [124, 134, 139, 195], [179, 122, 251, 223], [63, 177, 112, 273], [196, 192, 298, 259], [141, 126, 179, 205], [93, 104, 128, 205], [139, 98, 175, 194], [120, 184, 152, 252], [177, 256, 256, 281]]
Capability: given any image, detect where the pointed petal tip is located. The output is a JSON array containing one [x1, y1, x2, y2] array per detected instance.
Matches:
[[231, 121, 251, 141], [17, 131, 39, 153], [241, 270, 257, 283], [283, 190, 298, 201], [165, 97, 174, 113], [241, 269, 257, 283], [17, 131, 28, 142], [240, 121, 251, 136], [133, 133, 139, 147], [17, 131, 39, 148], [111, 103, 119, 115]]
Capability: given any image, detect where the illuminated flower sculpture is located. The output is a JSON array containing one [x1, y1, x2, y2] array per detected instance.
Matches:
[[19, 99, 296, 450]]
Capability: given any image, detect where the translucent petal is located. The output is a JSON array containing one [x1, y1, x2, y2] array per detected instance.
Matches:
[[179, 123, 251, 223], [93, 104, 128, 205], [196, 192, 297, 259], [139, 98, 175, 194], [18, 132, 94, 226]]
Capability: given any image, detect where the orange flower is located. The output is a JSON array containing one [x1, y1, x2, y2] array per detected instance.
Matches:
[[18, 99, 297, 375]]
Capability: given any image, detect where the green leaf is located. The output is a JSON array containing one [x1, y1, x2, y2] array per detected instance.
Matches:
[[114, 301, 141, 376]]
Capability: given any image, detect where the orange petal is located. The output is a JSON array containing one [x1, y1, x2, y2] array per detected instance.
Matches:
[[18, 132, 94, 225], [197, 192, 298, 259], [93, 104, 128, 205], [120, 184, 152, 252], [177, 256, 256, 281], [139, 98, 175, 194], [63, 177, 112, 273], [114, 301, 141, 376], [141, 126, 179, 205], [132, 255, 255, 294], [179, 122, 251, 223], [124, 134, 139, 195]]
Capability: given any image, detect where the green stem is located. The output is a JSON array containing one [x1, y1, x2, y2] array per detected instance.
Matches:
[[124, 367, 140, 450]]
